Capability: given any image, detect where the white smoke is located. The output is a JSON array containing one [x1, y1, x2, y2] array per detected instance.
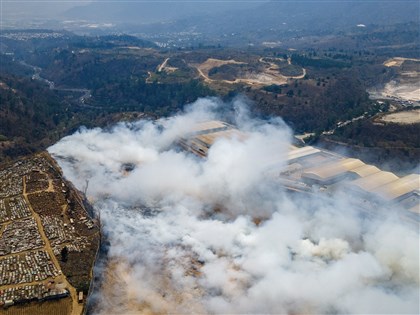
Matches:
[[48, 97, 419, 314]]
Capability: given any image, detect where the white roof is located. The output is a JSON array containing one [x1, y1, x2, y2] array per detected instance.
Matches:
[[349, 171, 400, 193], [372, 174, 420, 201], [189, 120, 230, 133], [349, 165, 381, 178], [302, 158, 365, 182], [288, 146, 321, 161], [408, 203, 420, 215], [195, 129, 247, 146]]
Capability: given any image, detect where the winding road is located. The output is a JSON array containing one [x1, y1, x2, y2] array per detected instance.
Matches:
[[21, 61, 95, 108]]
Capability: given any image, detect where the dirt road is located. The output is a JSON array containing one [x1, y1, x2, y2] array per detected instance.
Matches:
[[22, 176, 83, 315], [195, 57, 304, 87], [157, 58, 170, 72]]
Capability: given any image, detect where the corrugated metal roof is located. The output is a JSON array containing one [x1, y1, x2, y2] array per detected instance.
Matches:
[[302, 158, 365, 182], [195, 129, 247, 146], [288, 146, 321, 161], [349, 171, 399, 192], [371, 174, 420, 201], [190, 120, 230, 132], [408, 203, 420, 215], [349, 165, 381, 178]]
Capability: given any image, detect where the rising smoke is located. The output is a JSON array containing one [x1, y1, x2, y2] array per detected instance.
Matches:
[[48, 97, 419, 314]]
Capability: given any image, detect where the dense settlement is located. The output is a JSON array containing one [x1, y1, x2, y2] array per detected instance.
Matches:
[[0, 153, 99, 311]]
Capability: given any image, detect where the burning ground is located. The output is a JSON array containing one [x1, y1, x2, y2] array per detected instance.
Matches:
[[48, 98, 419, 314]]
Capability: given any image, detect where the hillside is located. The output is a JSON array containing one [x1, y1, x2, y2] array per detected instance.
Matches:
[[0, 29, 418, 172], [0, 75, 71, 161], [0, 151, 99, 314]]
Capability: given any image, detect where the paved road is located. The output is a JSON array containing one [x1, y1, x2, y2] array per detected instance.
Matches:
[[22, 60, 96, 109]]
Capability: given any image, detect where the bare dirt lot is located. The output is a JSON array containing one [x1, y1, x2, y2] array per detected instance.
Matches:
[[372, 58, 420, 102], [157, 58, 178, 73], [194, 58, 289, 86], [379, 109, 420, 124], [382, 81, 420, 102], [383, 57, 420, 68]]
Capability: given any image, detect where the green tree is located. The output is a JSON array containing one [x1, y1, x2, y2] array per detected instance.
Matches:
[[61, 246, 68, 262]]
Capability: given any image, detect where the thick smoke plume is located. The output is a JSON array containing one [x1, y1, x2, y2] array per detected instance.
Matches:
[[49, 98, 419, 314]]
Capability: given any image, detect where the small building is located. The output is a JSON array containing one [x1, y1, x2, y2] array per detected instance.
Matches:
[[78, 291, 83, 304]]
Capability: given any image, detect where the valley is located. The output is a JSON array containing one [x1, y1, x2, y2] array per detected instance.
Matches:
[[1, 28, 418, 172], [0, 6, 419, 313]]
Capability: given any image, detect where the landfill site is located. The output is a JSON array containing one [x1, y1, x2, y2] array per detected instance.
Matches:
[[0, 119, 418, 314]]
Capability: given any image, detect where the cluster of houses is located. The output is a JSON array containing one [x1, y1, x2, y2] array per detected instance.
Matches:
[[0, 156, 70, 309], [0, 250, 59, 285], [0, 218, 44, 255], [0, 283, 68, 308]]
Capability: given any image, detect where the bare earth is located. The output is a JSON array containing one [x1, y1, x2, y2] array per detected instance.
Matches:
[[157, 58, 178, 73], [371, 57, 420, 102], [379, 109, 420, 124], [194, 58, 290, 86], [383, 57, 420, 68], [92, 258, 205, 315], [382, 81, 420, 102]]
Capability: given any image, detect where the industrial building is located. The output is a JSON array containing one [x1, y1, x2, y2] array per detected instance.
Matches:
[[349, 165, 381, 178], [348, 171, 400, 195], [178, 120, 246, 157], [302, 158, 365, 185], [178, 120, 420, 222], [371, 174, 420, 202]]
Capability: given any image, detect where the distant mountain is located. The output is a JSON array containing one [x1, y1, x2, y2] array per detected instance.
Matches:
[[243, 0, 420, 30], [64, 0, 267, 24], [161, 0, 419, 34], [3, 0, 88, 20], [62, 0, 420, 46], [65, 0, 419, 28]]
